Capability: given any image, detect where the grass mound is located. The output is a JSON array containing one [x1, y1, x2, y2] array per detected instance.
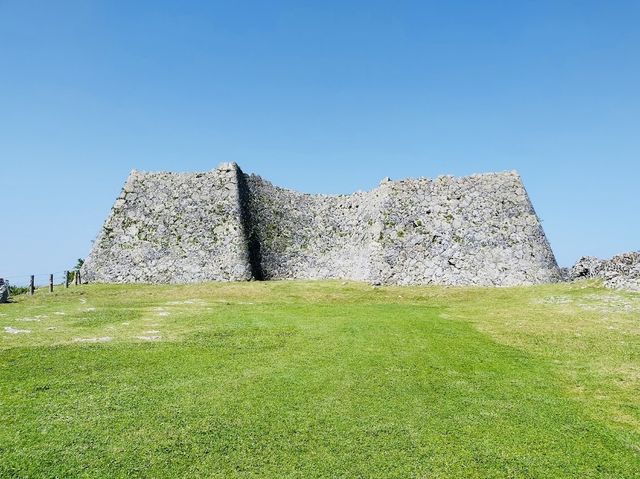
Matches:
[[1, 281, 638, 477]]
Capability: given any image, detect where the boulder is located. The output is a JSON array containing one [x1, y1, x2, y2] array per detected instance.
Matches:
[[569, 256, 604, 280], [0, 278, 8, 303]]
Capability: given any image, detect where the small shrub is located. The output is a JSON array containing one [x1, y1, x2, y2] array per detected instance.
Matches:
[[9, 285, 29, 296]]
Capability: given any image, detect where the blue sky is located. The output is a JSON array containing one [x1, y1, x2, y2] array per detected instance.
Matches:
[[1, 1, 638, 284]]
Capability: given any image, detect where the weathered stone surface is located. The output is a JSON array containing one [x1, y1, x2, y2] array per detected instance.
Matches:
[[0, 279, 8, 303], [570, 252, 640, 291], [82, 165, 251, 283], [82, 163, 561, 285]]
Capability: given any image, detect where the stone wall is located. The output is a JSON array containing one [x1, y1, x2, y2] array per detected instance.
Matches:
[[82, 163, 561, 285], [82, 163, 252, 283], [374, 173, 560, 285], [242, 174, 384, 281]]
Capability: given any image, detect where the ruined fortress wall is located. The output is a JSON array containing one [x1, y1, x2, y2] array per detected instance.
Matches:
[[374, 174, 560, 285], [242, 175, 384, 281], [82, 164, 252, 283], [82, 163, 560, 285]]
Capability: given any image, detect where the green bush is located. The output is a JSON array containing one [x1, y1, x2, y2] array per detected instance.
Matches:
[[8, 285, 29, 296]]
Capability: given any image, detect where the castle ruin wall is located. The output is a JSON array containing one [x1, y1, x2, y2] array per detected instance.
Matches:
[[82, 163, 560, 286], [83, 164, 252, 283]]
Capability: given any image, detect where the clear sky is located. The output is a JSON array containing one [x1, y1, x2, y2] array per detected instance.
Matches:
[[2, 1, 638, 284]]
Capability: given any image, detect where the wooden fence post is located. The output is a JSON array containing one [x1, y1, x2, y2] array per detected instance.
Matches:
[[65, 271, 69, 288], [77, 270, 82, 285], [74, 271, 79, 286], [49, 274, 54, 293], [30, 275, 35, 295]]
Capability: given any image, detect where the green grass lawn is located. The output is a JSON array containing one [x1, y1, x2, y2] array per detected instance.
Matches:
[[1, 280, 638, 478]]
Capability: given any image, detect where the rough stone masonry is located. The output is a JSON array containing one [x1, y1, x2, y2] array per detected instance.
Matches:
[[81, 163, 561, 286]]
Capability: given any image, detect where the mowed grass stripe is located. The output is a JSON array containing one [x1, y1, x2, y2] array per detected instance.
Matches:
[[0, 282, 638, 478]]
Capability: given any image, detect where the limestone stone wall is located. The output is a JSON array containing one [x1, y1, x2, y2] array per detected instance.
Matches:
[[374, 173, 560, 285], [82, 163, 252, 283], [242, 174, 384, 281], [82, 163, 561, 285]]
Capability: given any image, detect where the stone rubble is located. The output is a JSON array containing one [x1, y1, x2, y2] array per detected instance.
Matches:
[[570, 252, 640, 291]]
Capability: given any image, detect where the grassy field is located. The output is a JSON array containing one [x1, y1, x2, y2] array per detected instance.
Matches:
[[0, 280, 638, 478]]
